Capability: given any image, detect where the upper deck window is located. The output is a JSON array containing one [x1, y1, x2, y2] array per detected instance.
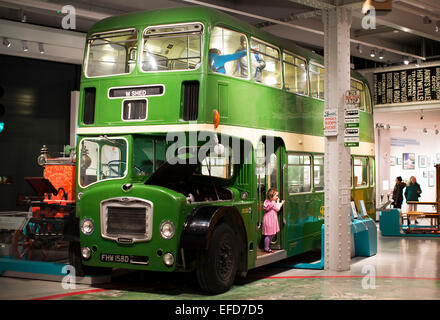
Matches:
[[85, 29, 138, 78], [208, 27, 249, 79], [283, 51, 308, 95], [141, 23, 203, 72], [309, 62, 325, 100], [250, 38, 282, 88]]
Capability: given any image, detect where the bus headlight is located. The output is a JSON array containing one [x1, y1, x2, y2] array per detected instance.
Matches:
[[82, 247, 91, 260], [160, 221, 175, 240], [163, 253, 174, 266], [81, 218, 94, 235]]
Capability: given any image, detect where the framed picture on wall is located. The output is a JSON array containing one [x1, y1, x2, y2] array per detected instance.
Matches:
[[418, 155, 427, 168], [423, 171, 428, 178], [396, 157, 402, 165], [403, 153, 415, 170], [390, 156, 396, 166], [428, 171, 435, 187]]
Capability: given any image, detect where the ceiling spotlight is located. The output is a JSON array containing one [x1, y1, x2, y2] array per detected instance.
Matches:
[[403, 126, 407, 132], [2, 37, 11, 48], [415, 59, 421, 67], [423, 128, 428, 134], [436, 21, 440, 32], [420, 109, 424, 120], [357, 43, 362, 54], [22, 40, 28, 52], [38, 42, 44, 54], [403, 56, 410, 65], [435, 129, 439, 135], [378, 50, 384, 60], [386, 124, 391, 130], [370, 49, 376, 58], [20, 10, 27, 23]]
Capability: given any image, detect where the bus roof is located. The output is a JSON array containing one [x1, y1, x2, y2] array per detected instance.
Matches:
[[88, 5, 367, 83]]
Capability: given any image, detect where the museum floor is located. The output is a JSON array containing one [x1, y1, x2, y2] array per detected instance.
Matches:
[[2, 222, 440, 300]]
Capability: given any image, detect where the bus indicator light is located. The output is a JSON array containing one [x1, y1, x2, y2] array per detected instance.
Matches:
[[214, 109, 220, 128]]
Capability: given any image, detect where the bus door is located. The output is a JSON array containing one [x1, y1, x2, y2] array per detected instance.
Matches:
[[256, 138, 285, 251]]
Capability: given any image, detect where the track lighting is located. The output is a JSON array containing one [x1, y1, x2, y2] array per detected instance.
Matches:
[[22, 40, 28, 52], [20, 10, 27, 23], [378, 50, 384, 60], [435, 129, 439, 135], [403, 126, 407, 132], [386, 124, 390, 130], [2, 37, 11, 48], [423, 128, 428, 134], [403, 56, 410, 65], [38, 42, 44, 54]]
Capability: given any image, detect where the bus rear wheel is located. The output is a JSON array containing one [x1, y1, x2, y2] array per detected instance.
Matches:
[[196, 223, 238, 294]]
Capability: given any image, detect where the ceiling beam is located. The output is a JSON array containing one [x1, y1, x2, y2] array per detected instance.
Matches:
[[0, 0, 112, 21], [0, 19, 86, 64], [285, 0, 334, 10], [351, 6, 440, 42], [181, 0, 425, 60], [353, 26, 396, 37]]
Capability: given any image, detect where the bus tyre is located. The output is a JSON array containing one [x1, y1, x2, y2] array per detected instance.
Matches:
[[68, 241, 108, 276], [196, 223, 238, 294]]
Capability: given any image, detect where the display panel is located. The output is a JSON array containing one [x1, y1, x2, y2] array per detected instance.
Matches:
[[374, 66, 440, 105]]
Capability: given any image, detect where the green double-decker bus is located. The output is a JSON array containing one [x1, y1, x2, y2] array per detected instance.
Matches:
[[69, 6, 375, 293]]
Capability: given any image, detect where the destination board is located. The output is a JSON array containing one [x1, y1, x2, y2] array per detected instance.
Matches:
[[373, 66, 440, 105]]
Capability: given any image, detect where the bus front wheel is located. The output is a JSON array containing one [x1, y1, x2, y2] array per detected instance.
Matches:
[[196, 223, 238, 294], [68, 241, 108, 276]]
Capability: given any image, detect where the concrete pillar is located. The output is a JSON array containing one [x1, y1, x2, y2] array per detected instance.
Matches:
[[375, 126, 391, 208], [323, 7, 352, 272]]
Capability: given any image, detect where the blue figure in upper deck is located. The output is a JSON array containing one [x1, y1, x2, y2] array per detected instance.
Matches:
[[208, 48, 247, 74]]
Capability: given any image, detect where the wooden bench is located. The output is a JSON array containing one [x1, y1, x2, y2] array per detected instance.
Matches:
[[404, 210, 440, 232]]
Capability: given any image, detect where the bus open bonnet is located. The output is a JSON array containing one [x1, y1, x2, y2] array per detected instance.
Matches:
[[145, 145, 233, 203]]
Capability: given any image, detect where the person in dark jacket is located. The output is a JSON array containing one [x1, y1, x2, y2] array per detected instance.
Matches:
[[392, 176, 406, 209], [405, 176, 422, 225]]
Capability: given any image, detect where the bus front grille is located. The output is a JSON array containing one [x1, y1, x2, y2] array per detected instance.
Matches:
[[101, 197, 153, 243]]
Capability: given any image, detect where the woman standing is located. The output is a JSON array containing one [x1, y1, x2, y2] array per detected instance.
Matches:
[[392, 176, 406, 209], [404, 176, 422, 226]]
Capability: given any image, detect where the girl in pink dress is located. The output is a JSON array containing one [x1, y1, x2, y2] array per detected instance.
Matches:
[[263, 188, 284, 253]]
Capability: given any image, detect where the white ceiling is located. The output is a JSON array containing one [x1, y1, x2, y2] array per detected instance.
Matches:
[[375, 108, 440, 132]]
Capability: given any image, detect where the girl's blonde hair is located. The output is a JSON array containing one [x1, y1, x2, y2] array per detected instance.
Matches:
[[266, 188, 278, 200]]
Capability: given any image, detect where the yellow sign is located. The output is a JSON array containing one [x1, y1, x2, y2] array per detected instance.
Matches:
[[320, 206, 325, 217]]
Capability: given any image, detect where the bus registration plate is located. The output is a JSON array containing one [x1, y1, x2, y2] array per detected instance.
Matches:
[[100, 253, 130, 263]]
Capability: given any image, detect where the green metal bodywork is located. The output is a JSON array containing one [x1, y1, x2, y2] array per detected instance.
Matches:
[[76, 6, 375, 273]]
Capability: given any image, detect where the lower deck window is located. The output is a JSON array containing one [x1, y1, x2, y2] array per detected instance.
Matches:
[[353, 156, 368, 187], [288, 154, 311, 194]]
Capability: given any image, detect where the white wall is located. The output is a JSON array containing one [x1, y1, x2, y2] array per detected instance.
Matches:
[[388, 128, 440, 212]]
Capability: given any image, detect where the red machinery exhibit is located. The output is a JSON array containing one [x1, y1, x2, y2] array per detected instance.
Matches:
[[13, 145, 76, 261]]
